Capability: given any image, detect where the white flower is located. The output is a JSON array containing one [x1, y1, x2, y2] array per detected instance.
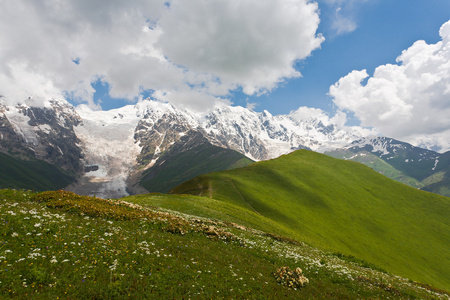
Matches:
[[109, 259, 119, 271], [34, 223, 41, 227], [11, 232, 18, 237]]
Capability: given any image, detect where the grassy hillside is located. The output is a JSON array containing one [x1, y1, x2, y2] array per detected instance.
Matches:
[[171, 150, 450, 290], [1, 189, 448, 299], [0, 152, 75, 191], [140, 143, 253, 193]]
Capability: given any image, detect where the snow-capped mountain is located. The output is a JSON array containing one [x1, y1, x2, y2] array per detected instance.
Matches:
[[0, 97, 377, 197], [326, 136, 450, 194], [345, 136, 439, 161]]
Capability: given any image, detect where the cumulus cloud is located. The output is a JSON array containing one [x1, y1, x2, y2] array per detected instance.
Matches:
[[0, 0, 323, 110], [330, 20, 450, 151], [157, 0, 324, 95]]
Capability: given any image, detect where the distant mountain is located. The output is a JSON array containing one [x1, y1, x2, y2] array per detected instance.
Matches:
[[0, 97, 366, 197], [171, 149, 450, 290], [326, 136, 450, 196]]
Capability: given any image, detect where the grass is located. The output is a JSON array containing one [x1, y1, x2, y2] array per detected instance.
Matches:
[[2, 189, 448, 299], [0, 152, 75, 191], [172, 150, 450, 290]]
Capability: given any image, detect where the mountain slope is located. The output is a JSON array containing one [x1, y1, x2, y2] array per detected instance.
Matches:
[[329, 137, 440, 180], [0, 152, 75, 191], [171, 150, 450, 290], [421, 151, 450, 196], [0, 99, 84, 173], [138, 131, 253, 193], [326, 137, 450, 195]]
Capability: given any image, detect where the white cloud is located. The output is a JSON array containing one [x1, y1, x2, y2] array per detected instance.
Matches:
[[330, 20, 450, 152], [320, 0, 369, 35], [0, 0, 323, 111], [332, 8, 357, 35], [157, 0, 324, 95]]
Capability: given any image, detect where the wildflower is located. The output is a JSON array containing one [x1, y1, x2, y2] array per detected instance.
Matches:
[[34, 223, 42, 228], [109, 259, 119, 271]]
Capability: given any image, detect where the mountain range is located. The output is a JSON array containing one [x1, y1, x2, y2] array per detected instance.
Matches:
[[1, 97, 449, 197]]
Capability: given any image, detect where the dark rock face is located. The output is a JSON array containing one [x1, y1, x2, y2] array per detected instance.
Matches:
[[0, 100, 84, 175], [134, 113, 194, 168]]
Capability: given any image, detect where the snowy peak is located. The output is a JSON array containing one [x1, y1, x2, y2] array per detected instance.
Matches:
[[334, 136, 444, 182], [346, 136, 439, 161], [198, 104, 362, 160]]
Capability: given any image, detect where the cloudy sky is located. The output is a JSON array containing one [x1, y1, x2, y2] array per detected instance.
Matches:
[[1, 0, 450, 151]]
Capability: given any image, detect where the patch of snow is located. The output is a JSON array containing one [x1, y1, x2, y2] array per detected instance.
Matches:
[[432, 158, 439, 171], [36, 124, 52, 134], [3, 106, 38, 144]]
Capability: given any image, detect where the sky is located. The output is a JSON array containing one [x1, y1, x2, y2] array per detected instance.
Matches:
[[0, 0, 450, 151]]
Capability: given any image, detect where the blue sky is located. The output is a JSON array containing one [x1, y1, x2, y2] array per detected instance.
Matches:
[[229, 0, 450, 115], [1, 0, 450, 150]]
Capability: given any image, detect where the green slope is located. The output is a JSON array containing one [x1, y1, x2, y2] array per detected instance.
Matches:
[[2, 189, 447, 299], [171, 150, 450, 290], [0, 152, 75, 191], [140, 143, 253, 193]]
